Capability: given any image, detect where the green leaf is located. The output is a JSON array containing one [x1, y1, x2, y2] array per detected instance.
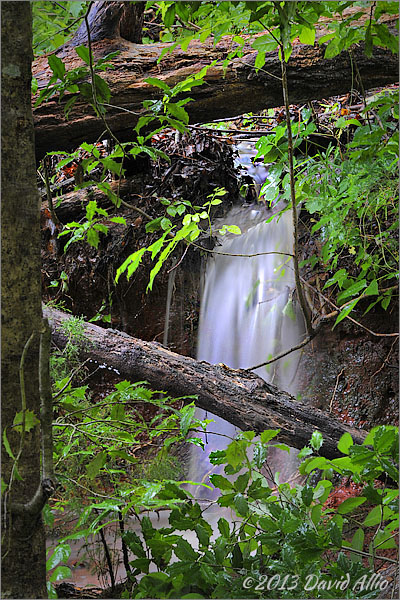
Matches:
[[282, 298, 296, 321], [337, 432, 353, 454], [328, 520, 342, 547], [311, 504, 322, 526], [234, 472, 250, 493], [334, 297, 361, 327], [310, 431, 323, 451], [373, 528, 397, 550], [195, 523, 210, 547], [298, 446, 313, 459], [273, 443, 290, 453], [115, 248, 146, 283], [47, 582, 57, 599], [337, 496, 366, 514], [350, 528, 364, 562], [254, 51, 266, 72], [210, 474, 233, 491], [86, 451, 107, 479], [13, 409, 40, 433], [2, 428, 15, 460], [299, 26, 315, 45], [301, 485, 314, 507], [363, 505, 384, 527], [109, 216, 127, 225], [324, 39, 341, 59], [49, 565, 72, 583], [48, 54, 65, 80], [337, 280, 367, 303], [260, 429, 280, 444], [166, 103, 189, 124], [225, 225, 241, 235], [225, 439, 247, 469], [304, 456, 328, 474], [94, 74, 111, 103], [174, 538, 198, 562], [313, 480, 332, 503], [163, 4, 176, 28], [364, 279, 379, 296], [218, 517, 230, 538], [75, 45, 91, 65], [145, 77, 171, 94], [180, 403, 196, 436], [233, 492, 249, 516], [46, 543, 71, 571], [252, 34, 278, 53]]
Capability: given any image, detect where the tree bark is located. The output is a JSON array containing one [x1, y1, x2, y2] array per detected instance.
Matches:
[[1, 2, 47, 598], [32, 18, 398, 159], [69, 0, 145, 46], [44, 306, 367, 460]]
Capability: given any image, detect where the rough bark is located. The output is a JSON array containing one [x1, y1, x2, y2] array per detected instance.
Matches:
[[32, 18, 399, 159], [69, 0, 145, 46], [1, 2, 47, 598], [45, 306, 367, 460]]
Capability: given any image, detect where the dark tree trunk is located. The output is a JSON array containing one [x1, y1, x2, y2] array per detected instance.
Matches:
[[32, 15, 398, 159], [1, 2, 47, 598], [70, 0, 145, 46], [45, 306, 367, 460]]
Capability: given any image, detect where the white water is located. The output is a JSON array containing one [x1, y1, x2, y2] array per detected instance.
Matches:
[[189, 202, 304, 493]]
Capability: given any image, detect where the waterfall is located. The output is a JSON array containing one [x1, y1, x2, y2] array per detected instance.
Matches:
[[189, 200, 305, 496]]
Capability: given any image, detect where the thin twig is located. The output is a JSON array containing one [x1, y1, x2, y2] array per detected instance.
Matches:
[[301, 277, 399, 338], [52, 358, 91, 400], [190, 239, 294, 259], [43, 158, 60, 226], [39, 319, 55, 482], [280, 54, 313, 336], [118, 510, 132, 577], [168, 245, 188, 272], [246, 332, 315, 372], [329, 368, 345, 412], [96, 511, 116, 591]]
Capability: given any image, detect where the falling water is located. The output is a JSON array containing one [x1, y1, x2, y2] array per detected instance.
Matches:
[[190, 197, 305, 494]]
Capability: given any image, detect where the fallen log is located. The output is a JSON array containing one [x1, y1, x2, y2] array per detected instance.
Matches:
[[41, 178, 141, 223], [45, 306, 367, 459], [33, 7, 398, 159]]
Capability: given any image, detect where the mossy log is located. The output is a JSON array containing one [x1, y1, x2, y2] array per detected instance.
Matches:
[[45, 306, 367, 459], [32, 6, 398, 159]]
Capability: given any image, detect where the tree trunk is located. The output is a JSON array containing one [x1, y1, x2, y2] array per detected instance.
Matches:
[[32, 14, 398, 159], [1, 2, 47, 598], [69, 0, 145, 46], [45, 306, 367, 460]]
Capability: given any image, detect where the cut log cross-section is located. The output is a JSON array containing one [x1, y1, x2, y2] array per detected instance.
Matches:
[[32, 2, 399, 159], [45, 306, 367, 460]]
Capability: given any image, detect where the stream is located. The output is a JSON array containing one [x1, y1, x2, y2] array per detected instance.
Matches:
[[48, 143, 305, 592], [189, 198, 304, 494]]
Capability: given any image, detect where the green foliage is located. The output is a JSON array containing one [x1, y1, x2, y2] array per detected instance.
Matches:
[[34, 47, 119, 117], [116, 187, 241, 290], [32, 1, 86, 56], [117, 425, 398, 599], [255, 88, 398, 323], [50, 315, 87, 381], [58, 200, 124, 251], [46, 354, 398, 598], [46, 543, 72, 598]]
